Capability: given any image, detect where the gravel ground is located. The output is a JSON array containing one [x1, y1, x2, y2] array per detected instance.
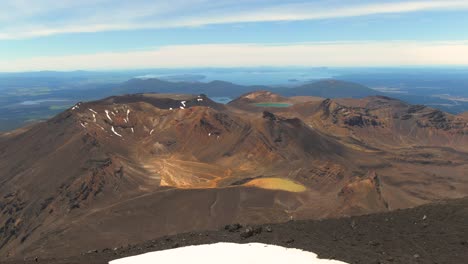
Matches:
[[2, 198, 467, 264]]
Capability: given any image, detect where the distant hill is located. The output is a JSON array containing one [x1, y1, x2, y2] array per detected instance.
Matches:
[[114, 78, 265, 97], [277, 79, 379, 98], [458, 112, 468, 118]]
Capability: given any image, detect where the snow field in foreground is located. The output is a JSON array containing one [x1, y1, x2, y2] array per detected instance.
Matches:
[[109, 242, 349, 264]]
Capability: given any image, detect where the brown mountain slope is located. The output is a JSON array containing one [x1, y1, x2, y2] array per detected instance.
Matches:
[[8, 197, 466, 264], [229, 92, 468, 151], [0, 92, 467, 260], [0, 94, 360, 258], [230, 92, 468, 206], [308, 96, 468, 151]]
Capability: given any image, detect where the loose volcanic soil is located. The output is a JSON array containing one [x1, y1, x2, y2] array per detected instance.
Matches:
[[4, 197, 467, 264]]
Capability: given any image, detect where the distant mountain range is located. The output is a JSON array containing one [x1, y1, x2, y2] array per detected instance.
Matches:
[[115, 78, 378, 99], [115, 78, 259, 97], [1, 74, 468, 133]]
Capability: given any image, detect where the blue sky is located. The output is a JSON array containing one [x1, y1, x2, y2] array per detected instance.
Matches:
[[1, 0, 468, 71]]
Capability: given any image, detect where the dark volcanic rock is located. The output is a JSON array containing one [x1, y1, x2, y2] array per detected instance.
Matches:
[[224, 224, 242, 232], [262, 111, 277, 121]]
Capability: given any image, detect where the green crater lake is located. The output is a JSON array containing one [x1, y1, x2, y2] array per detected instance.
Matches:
[[254, 102, 292, 108]]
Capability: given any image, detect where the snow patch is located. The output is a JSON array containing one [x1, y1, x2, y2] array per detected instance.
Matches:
[[88, 108, 98, 114], [92, 114, 96, 122], [126, 109, 131, 123], [169, 108, 173, 110], [131, 128, 134, 133], [150, 129, 154, 135], [181, 101, 186, 107], [105, 110, 113, 121], [111, 126, 122, 137], [180, 106, 185, 110], [197, 98, 203, 102], [109, 243, 349, 264], [80, 122, 86, 128]]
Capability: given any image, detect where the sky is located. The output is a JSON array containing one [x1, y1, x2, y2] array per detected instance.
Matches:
[[1, 0, 468, 71]]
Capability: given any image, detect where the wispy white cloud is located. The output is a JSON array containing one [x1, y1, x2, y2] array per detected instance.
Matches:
[[179, 0, 468, 26], [1, 0, 468, 39], [1, 41, 467, 71]]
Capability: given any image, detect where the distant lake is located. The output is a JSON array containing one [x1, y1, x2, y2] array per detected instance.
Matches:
[[201, 69, 333, 86], [134, 68, 334, 86], [20, 99, 70, 105], [254, 103, 292, 108]]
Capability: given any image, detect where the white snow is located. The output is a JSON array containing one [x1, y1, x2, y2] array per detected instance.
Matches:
[[131, 128, 134, 133], [180, 106, 185, 110], [208, 133, 211, 136], [109, 243, 348, 264], [150, 129, 154, 135], [88, 108, 98, 114], [92, 114, 96, 122], [71, 104, 79, 110], [105, 110, 113, 121], [80, 122, 86, 128], [197, 98, 203, 102], [111, 126, 122, 137], [169, 107, 173, 110], [126, 109, 131, 123], [181, 101, 186, 107]]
